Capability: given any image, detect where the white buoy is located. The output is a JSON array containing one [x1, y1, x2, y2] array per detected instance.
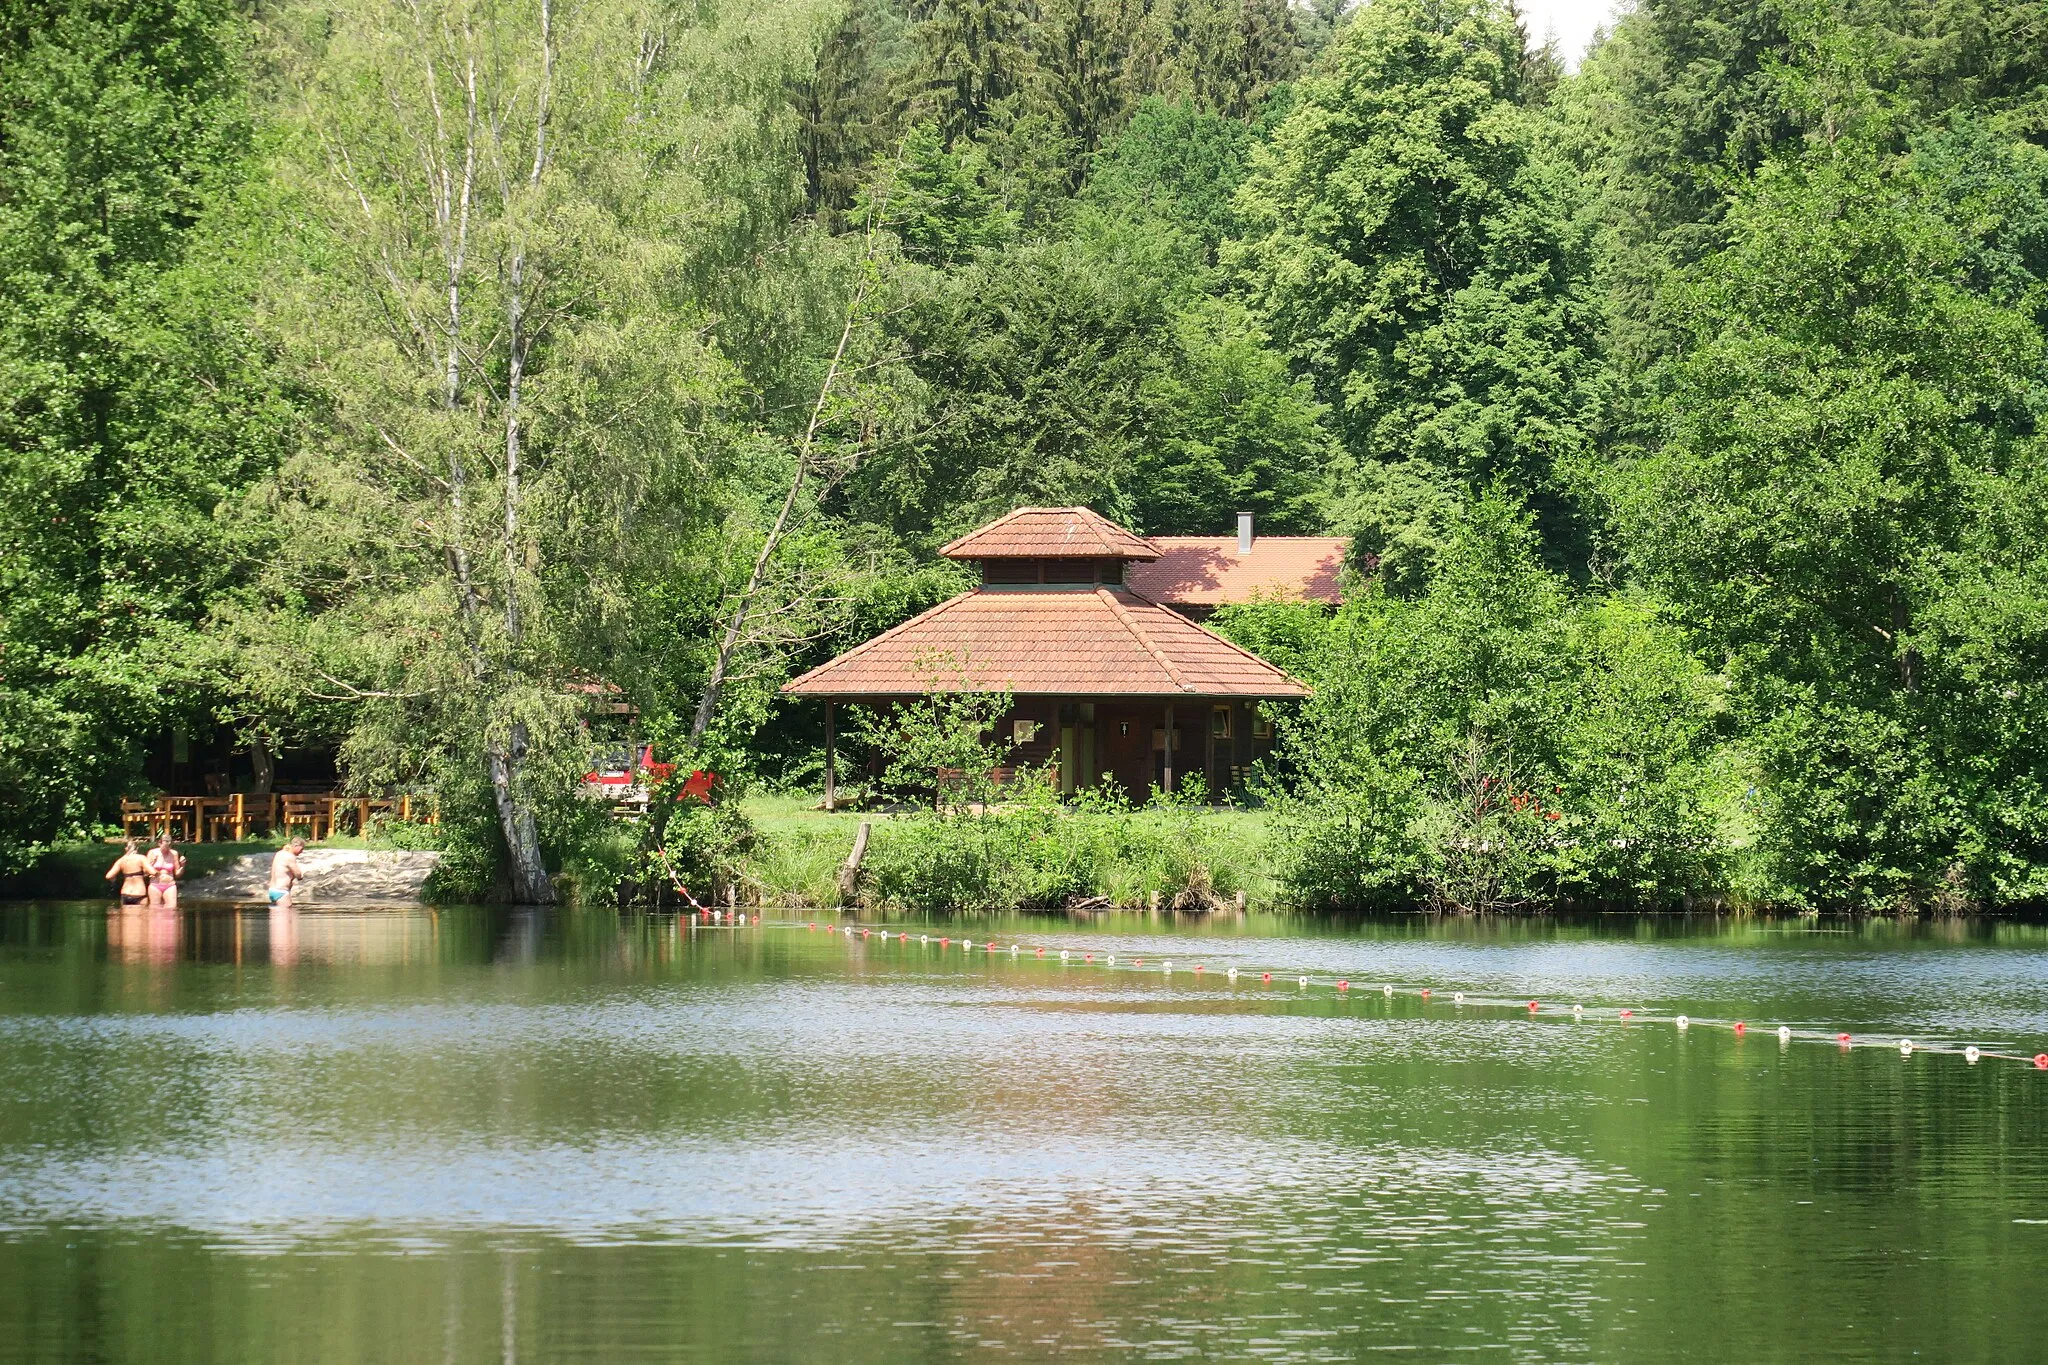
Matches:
[[1676, 1015, 1690, 1030], [1227, 968, 1238, 981], [1107, 954, 1116, 965], [1383, 984, 1394, 997], [1010, 944, 1019, 956], [1298, 976, 1308, 988], [1778, 1025, 1792, 1042], [1966, 1046, 1981, 1063], [920, 934, 928, 944], [1061, 950, 1070, 961], [1453, 992, 1465, 1004], [1162, 960, 1173, 973], [1899, 1038, 1914, 1056], [1573, 1004, 1584, 1018]]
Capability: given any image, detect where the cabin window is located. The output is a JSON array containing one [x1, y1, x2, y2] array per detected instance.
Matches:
[[1042, 558, 1096, 583], [1251, 706, 1273, 739], [1013, 719, 1039, 745], [1211, 706, 1232, 739], [1100, 560, 1123, 584]]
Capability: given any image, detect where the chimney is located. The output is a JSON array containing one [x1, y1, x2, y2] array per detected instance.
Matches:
[[1236, 512, 1253, 555]]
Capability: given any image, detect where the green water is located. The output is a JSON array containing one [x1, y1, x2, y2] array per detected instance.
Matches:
[[2, 903, 2045, 1363]]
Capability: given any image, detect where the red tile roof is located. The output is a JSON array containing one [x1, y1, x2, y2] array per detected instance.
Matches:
[[1125, 536, 1348, 607], [782, 587, 1308, 699], [939, 506, 1161, 561]]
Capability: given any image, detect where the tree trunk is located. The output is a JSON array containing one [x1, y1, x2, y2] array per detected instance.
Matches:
[[689, 224, 879, 744], [490, 721, 553, 903], [479, 0, 556, 906], [250, 733, 275, 795]]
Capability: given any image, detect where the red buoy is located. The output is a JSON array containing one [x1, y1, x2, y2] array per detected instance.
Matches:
[[1528, 1000, 1540, 1012], [1084, 953, 1093, 962], [1194, 964, 1204, 974], [1036, 947, 1045, 957], [2036, 1054, 2047, 1070], [899, 933, 908, 942], [940, 937, 950, 947], [1262, 972, 1272, 982], [1619, 1010, 1632, 1019], [1838, 1033, 1852, 1044], [1420, 988, 1431, 998], [1337, 980, 1349, 990], [807, 922, 815, 931], [1733, 1021, 1746, 1035]]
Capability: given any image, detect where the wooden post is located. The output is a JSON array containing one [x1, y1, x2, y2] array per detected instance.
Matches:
[[1163, 703, 1175, 794], [1204, 702, 1217, 800], [824, 701, 837, 812], [231, 793, 246, 841], [837, 820, 871, 902]]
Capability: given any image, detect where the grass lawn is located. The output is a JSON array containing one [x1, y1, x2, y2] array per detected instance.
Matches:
[[737, 794, 889, 906], [735, 792, 1280, 910]]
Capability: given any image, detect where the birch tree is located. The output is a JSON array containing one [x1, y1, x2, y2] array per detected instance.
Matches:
[[250, 0, 815, 900]]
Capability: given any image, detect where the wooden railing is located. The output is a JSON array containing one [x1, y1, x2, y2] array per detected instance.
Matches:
[[117, 793, 439, 843]]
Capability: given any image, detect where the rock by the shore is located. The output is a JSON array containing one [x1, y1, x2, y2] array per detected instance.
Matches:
[[183, 849, 442, 905]]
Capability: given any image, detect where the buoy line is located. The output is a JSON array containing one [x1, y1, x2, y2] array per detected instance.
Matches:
[[761, 919, 2048, 1071]]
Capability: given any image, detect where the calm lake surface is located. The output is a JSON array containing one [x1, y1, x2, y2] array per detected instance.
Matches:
[[2, 903, 2045, 1363]]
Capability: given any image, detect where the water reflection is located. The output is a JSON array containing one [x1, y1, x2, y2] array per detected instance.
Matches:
[[0, 904, 2043, 1363], [104, 905, 182, 966]]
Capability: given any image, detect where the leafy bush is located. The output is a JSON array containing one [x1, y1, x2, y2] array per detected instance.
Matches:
[[653, 799, 761, 906], [1270, 489, 1726, 911], [860, 778, 1261, 913]]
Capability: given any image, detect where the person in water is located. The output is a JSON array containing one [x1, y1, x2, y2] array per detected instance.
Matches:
[[104, 839, 151, 908], [268, 837, 306, 909], [147, 832, 186, 910]]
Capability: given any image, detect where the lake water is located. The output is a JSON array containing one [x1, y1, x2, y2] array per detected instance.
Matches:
[[2, 902, 2045, 1362]]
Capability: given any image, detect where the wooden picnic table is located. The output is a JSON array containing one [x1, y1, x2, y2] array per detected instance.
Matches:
[[119, 791, 438, 842]]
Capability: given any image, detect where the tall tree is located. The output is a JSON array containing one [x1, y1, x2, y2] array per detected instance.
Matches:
[[0, 0, 280, 869], [247, 0, 836, 900], [1612, 134, 2048, 906], [1227, 0, 1602, 585]]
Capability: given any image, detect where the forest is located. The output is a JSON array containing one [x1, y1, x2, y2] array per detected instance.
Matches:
[[2, 0, 2044, 911]]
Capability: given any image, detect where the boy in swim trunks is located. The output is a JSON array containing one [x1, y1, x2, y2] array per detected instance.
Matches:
[[147, 832, 186, 910], [105, 840, 151, 907], [268, 838, 306, 909]]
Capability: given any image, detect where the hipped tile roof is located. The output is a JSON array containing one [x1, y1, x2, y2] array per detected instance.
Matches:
[[781, 586, 1308, 699], [939, 506, 1161, 561], [1125, 536, 1349, 607]]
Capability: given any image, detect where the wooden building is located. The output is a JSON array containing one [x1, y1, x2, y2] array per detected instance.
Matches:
[[781, 507, 1312, 804]]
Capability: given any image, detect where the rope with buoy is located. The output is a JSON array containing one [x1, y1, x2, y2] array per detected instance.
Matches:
[[768, 920, 2048, 1069]]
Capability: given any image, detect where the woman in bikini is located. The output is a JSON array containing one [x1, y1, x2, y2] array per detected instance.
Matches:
[[147, 833, 186, 910], [104, 840, 151, 908]]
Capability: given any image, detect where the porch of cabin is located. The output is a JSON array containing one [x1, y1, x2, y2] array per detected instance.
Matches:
[[820, 694, 1277, 807]]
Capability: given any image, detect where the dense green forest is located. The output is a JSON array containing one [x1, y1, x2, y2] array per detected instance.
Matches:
[[3, 0, 2044, 910]]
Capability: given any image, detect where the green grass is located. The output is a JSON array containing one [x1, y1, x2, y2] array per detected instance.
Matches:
[[735, 793, 1280, 911], [737, 794, 888, 907]]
